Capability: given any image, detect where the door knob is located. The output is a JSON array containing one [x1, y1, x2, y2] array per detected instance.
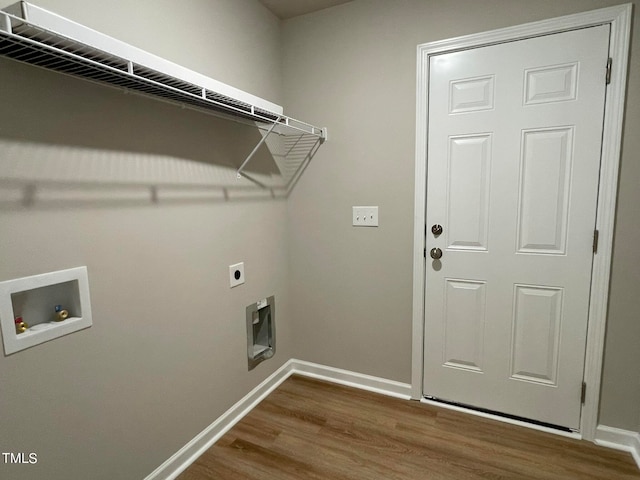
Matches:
[[430, 247, 443, 260], [431, 224, 443, 236]]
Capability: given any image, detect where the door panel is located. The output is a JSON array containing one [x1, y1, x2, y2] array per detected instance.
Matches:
[[510, 284, 563, 385], [423, 25, 610, 429], [449, 75, 495, 114], [443, 279, 487, 372], [524, 63, 578, 105], [447, 134, 492, 251], [517, 127, 573, 254]]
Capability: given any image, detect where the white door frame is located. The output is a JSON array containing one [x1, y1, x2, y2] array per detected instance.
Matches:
[[411, 4, 632, 441]]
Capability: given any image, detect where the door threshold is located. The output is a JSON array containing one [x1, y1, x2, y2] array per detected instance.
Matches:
[[422, 396, 582, 439]]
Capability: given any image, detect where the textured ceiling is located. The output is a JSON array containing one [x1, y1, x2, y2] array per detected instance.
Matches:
[[258, 0, 353, 19]]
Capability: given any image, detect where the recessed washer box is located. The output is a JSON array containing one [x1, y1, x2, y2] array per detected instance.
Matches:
[[0, 266, 92, 355]]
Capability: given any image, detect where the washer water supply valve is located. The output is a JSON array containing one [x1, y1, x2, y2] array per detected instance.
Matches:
[[54, 305, 69, 322], [14, 317, 28, 334]]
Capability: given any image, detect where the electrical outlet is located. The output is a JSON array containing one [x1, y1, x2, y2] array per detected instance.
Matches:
[[352, 206, 379, 227], [229, 262, 245, 288]]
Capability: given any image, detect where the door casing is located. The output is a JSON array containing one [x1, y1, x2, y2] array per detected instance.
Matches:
[[411, 4, 632, 441]]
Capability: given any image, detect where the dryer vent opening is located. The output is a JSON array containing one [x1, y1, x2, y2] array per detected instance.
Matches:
[[246, 296, 275, 370]]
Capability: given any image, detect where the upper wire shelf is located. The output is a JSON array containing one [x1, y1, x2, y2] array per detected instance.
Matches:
[[0, 2, 326, 194]]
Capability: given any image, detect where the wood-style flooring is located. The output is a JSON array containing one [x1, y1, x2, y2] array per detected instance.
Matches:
[[178, 375, 640, 479]]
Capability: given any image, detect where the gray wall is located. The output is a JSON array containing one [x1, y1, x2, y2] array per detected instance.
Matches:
[[0, 1, 288, 479], [283, 0, 640, 431]]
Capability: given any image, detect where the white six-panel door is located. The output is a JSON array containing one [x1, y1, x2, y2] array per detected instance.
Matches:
[[423, 25, 610, 430]]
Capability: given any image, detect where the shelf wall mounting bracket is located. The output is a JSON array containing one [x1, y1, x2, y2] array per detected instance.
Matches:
[[236, 116, 283, 181]]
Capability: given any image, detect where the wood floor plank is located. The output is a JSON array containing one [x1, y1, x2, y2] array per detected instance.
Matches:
[[178, 375, 640, 479]]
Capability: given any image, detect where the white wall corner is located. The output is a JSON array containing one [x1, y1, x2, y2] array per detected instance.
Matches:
[[594, 425, 640, 470]]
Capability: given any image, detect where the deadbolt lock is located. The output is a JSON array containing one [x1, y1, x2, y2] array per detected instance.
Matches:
[[430, 247, 443, 260], [431, 224, 443, 236]]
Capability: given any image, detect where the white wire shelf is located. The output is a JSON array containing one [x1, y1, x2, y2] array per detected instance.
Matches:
[[0, 2, 326, 194]]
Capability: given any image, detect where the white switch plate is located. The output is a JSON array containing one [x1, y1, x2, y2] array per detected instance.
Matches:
[[352, 206, 379, 227], [229, 262, 245, 288]]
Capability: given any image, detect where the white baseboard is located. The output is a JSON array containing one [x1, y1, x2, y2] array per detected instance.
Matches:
[[289, 359, 412, 400], [144, 358, 411, 480], [144, 359, 296, 480], [595, 425, 640, 469]]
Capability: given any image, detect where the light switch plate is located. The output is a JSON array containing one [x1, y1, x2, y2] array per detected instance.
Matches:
[[352, 206, 379, 227], [229, 262, 245, 288]]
